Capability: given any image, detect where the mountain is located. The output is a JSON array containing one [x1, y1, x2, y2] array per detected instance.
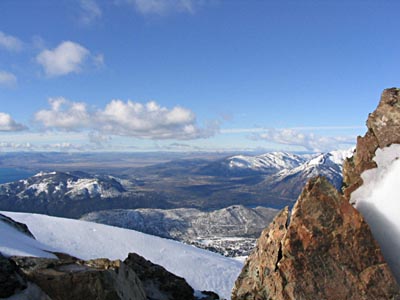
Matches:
[[251, 149, 353, 200], [1, 171, 126, 199], [0, 171, 171, 218], [81, 205, 279, 257], [1, 211, 243, 299], [82, 205, 278, 240], [197, 152, 306, 176]]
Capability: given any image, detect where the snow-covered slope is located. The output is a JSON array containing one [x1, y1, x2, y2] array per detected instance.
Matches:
[[1, 211, 243, 299], [0, 215, 56, 259], [227, 152, 306, 172], [351, 144, 400, 282]]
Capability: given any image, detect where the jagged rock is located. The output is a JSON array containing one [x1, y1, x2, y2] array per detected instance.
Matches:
[[343, 87, 400, 200], [0, 254, 27, 298], [11, 254, 147, 300], [232, 177, 400, 300], [197, 291, 221, 300], [124, 253, 195, 300]]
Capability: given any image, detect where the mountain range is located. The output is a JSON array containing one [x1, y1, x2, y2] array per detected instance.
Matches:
[[0, 149, 353, 218]]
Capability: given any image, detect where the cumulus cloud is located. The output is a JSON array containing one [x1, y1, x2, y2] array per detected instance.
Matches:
[[0, 113, 27, 132], [35, 98, 217, 140], [119, 0, 198, 15], [35, 97, 90, 130], [0, 31, 23, 52], [79, 0, 102, 24], [251, 128, 354, 152], [0, 71, 17, 87], [36, 41, 90, 77]]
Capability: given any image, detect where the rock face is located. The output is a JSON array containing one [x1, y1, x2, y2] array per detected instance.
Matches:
[[124, 253, 195, 300], [232, 176, 400, 300], [11, 254, 147, 300], [4, 251, 199, 300], [343, 87, 400, 201], [0, 254, 27, 298]]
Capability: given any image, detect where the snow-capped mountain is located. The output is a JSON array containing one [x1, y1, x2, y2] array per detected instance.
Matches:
[[255, 149, 354, 199], [0, 149, 353, 219], [226, 152, 306, 172], [0, 171, 159, 218], [0, 171, 126, 200], [1, 211, 243, 299], [199, 152, 307, 176]]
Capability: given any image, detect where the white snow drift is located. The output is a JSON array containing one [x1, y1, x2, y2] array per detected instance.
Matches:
[[0, 211, 243, 299]]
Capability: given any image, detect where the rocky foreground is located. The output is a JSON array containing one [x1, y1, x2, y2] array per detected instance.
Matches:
[[232, 177, 399, 300]]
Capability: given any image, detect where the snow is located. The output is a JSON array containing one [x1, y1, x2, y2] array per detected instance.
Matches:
[[33, 171, 56, 177], [28, 182, 50, 195], [329, 148, 355, 165], [351, 144, 400, 282], [1, 211, 243, 299], [0, 219, 56, 259], [228, 152, 305, 171]]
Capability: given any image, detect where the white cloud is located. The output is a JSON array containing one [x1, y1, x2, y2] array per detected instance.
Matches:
[[0, 141, 92, 152], [0, 113, 27, 132], [221, 126, 364, 134], [35, 98, 217, 140], [36, 41, 90, 77], [120, 0, 197, 15], [251, 128, 354, 152], [0, 71, 17, 87], [0, 31, 23, 52], [35, 97, 91, 130], [79, 0, 102, 24], [0, 142, 33, 150]]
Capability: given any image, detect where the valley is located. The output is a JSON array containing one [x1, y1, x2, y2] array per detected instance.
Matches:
[[0, 150, 352, 258]]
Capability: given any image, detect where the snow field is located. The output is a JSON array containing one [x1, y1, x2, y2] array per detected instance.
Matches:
[[1, 211, 243, 299]]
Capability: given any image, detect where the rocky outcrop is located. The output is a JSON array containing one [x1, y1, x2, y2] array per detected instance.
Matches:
[[232, 177, 400, 300], [0, 254, 27, 298], [11, 254, 147, 300], [3, 251, 202, 300], [124, 253, 195, 300], [343, 87, 400, 200]]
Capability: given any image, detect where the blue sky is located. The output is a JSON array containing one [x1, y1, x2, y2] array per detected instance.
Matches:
[[0, 0, 399, 152]]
